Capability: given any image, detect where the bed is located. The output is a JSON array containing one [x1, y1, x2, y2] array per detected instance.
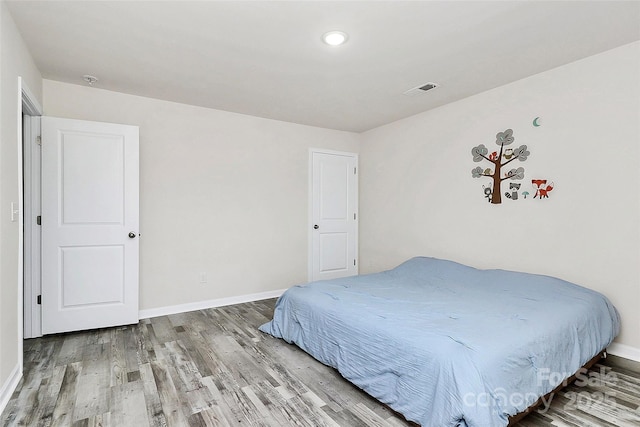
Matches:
[[259, 257, 620, 427]]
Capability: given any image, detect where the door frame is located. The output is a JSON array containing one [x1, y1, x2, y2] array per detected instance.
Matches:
[[22, 110, 41, 339], [307, 148, 358, 282], [20, 78, 43, 342]]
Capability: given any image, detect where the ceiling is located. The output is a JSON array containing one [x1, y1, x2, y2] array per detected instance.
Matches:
[[6, 1, 640, 133]]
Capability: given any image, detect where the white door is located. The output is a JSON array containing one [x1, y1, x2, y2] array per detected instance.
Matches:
[[41, 117, 139, 334], [310, 150, 358, 281]]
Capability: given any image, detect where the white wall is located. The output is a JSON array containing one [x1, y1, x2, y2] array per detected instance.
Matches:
[[0, 0, 42, 407], [43, 80, 360, 312], [360, 41, 640, 350]]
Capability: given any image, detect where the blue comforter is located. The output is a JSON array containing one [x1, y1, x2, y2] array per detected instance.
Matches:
[[259, 257, 620, 426]]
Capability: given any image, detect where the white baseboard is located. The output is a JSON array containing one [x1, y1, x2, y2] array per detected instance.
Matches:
[[607, 342, 640, 363], [0, 364, 22, 415], [138, 288, 286, 320]]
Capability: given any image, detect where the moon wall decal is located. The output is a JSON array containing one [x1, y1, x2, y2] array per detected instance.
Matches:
[[533, 117, 541, 127]]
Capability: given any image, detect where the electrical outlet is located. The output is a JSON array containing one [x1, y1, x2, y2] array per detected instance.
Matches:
[[199, 272, 207, 284]]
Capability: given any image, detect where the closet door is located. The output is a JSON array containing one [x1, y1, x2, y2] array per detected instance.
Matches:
[[310, 150, 358, 282]]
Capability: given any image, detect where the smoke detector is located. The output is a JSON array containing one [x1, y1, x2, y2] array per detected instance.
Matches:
[[82, 75, 99, 86], [403, 82, 439, 96]]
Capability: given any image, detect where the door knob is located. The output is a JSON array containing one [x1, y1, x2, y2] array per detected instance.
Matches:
[[128, 232, 137, 239], [313, 225, 319, 229]]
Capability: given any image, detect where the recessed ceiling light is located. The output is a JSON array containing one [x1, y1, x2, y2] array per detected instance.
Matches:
[[82, 75, 98, 86], [322, 31, 348, 46]]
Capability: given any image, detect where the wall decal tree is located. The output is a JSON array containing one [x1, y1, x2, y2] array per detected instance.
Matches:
[[471, 129, 530, 204]]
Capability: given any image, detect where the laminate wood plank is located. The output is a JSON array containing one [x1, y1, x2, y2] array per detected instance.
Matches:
[[322, 405, 371, 427], [240, 340, 298, 388], [137, 321, 158, 364], [85, 328, 111, 346], [4, 338, 59, 426], [199, 375, 244, 426], [540, 391, 620, 427], [300, 389, 326, 408], [184, 411, 208, 427], [607, 355, 640, 374], [224, 348, 277, 388], [249, 380, 302, 426], [122, 326, 145, 375], [142, 324, 162, 352], [349, 402, 397, 427], [150, 360, 189, 426], [109, 328, 127, 387], [110, 381, 150, 426], [385, 417, 416, 427], [287, 394, 341, 427], [138, 362, 168, 427], [166, 312, 191, 328], [216, 305, 267, 342], [148, 316, 180, 345], [71, 418, 89, 427], [73, 344, 111, 421], [213, 369, 266, 425], [250, 340, 313, 396], [86, 412, 110, 427], [55, 334, 87, 366], [183, 385, 216, 417], [189, 405, 232, 427], [573, 396, 640, 426], [187, 311, 220, 333], [268, 396, 317, 427], [370, 399, 404, 422], [607, 375, 640, 401], [188, 329, 228, 376], [199, 310, 228, 335], [241, 385, 272, 418], [135, 324, 152, 366], [51, 361, 82, 427], [173, 362, 219, 417], [250, 380, 289, 405], [161, 340, 204, 393], [32, 364, 67, 425], [175, 326, 213, 378]]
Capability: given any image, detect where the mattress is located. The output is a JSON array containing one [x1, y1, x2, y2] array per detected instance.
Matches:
[[259, 257, 620, 426]]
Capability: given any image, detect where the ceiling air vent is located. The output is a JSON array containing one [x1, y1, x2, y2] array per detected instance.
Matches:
[[403, 82, 439, 96]]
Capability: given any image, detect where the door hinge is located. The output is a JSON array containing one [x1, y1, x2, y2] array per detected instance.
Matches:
[[36, 215, 41, 225], [37, 295, 41, 305], [36, 135, 42, 146]]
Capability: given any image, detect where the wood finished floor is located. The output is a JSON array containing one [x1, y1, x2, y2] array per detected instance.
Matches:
[[2, 298, 640, 427]]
